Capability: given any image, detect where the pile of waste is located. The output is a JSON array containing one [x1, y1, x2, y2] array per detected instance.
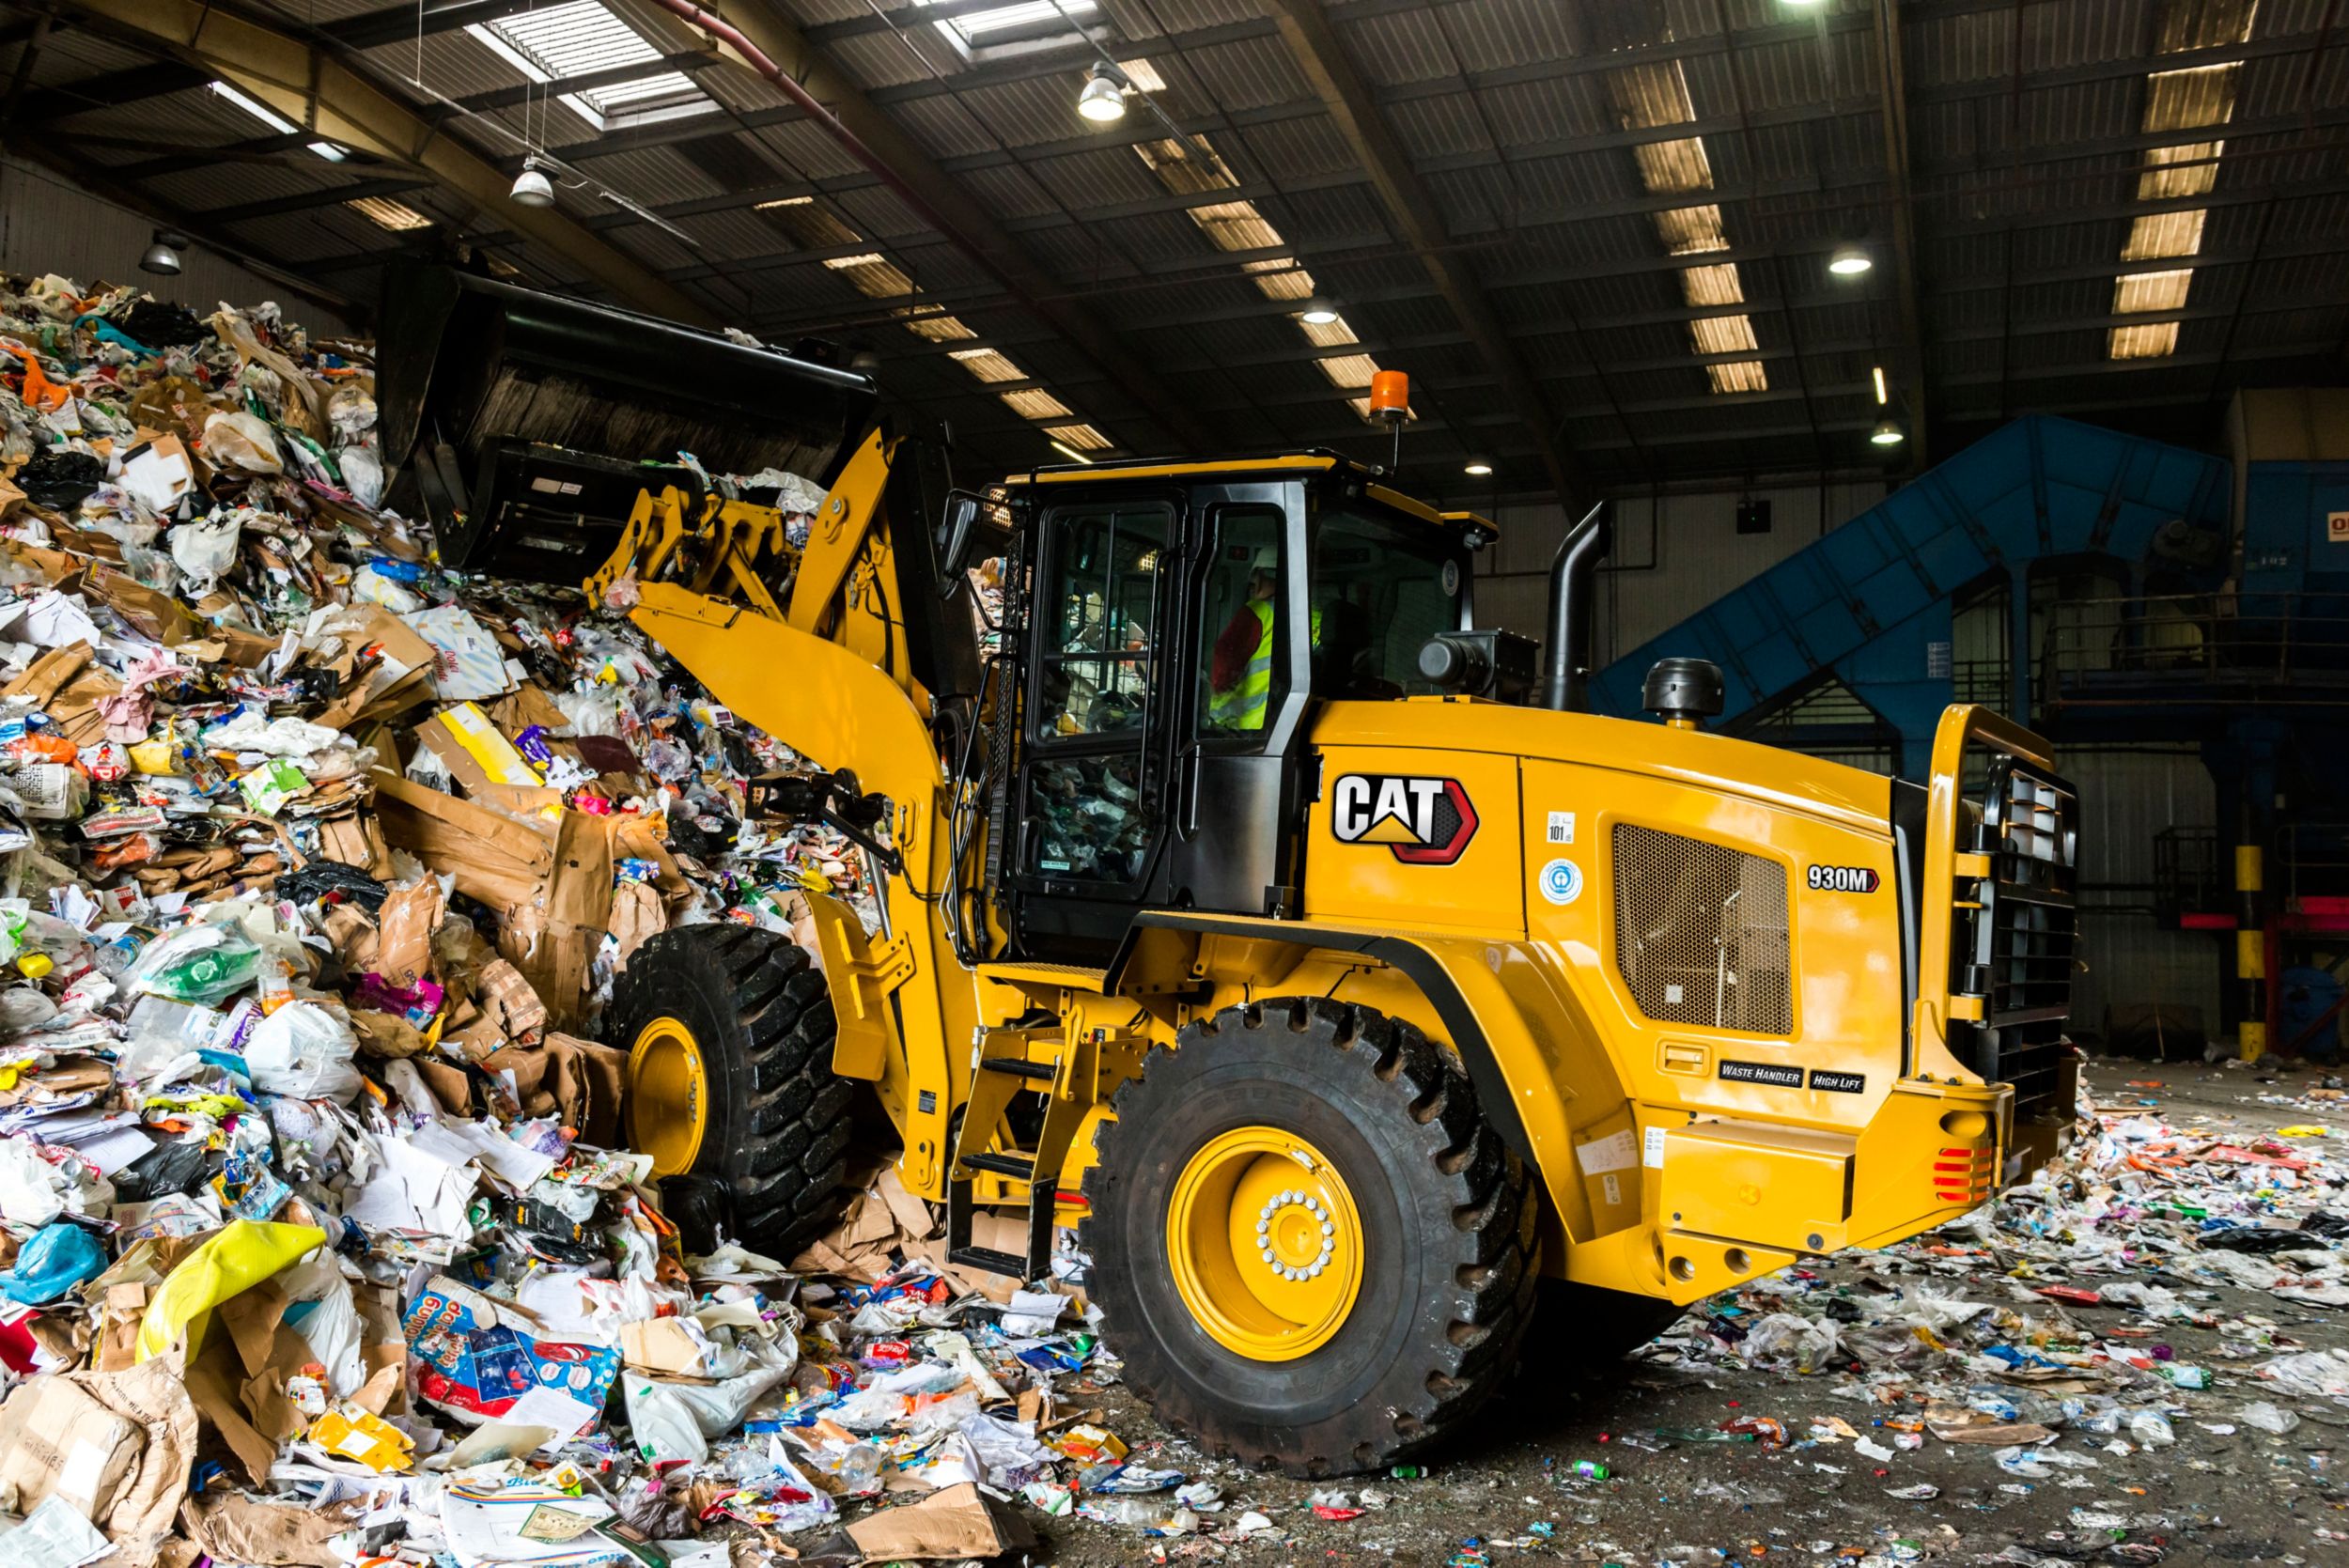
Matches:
[[0, 272, 1140, 1568]]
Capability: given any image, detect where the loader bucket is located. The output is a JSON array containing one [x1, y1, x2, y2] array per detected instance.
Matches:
[[377, 265, 879, 582]]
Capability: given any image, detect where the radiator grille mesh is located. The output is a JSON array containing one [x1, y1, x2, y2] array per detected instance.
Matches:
[[1612, 824, 1793, 1033]]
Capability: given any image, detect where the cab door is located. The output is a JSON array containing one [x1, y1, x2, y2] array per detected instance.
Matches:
[[1164, 481, 1312, 917], [1008, 494, 1178, 962]]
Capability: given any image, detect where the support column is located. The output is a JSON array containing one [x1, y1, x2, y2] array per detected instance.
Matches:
[[2237, 834, 2265, 1063], [2232, 721, 2282, 1062]]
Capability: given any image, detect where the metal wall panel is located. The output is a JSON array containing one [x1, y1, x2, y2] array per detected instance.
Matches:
[[0, 154, 353, 334], [2067, 724, 2219, 995]]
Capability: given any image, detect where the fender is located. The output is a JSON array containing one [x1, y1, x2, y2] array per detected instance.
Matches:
[[1106, 910, 1630, 1201]]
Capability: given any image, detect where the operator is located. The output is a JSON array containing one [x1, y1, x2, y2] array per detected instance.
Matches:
[[1207, 553, 1278, 730]]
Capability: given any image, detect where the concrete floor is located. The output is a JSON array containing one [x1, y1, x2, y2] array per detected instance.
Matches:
[[1031, 1059, 2349, 1566]]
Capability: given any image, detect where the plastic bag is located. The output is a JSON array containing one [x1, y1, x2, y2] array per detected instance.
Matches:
[[136, 1218, 324, 1360], [351, 563, 423, 613], [327, 382, 377, 439], [2238, 1400, 2301, 1435], [201, 410, 285, 474], [275, 1250, 366, 1397], [128, 923, 263, 1005], [1741, 1312, 1841, 1373], [622, 1377, 709, 1465], [243, 1000, 361, 1102], [624, 1359, 791, 1441], [2258, 1348, 2349, 1400], [338, 443, 383, 508], [0, 1219, 107, 1305], [168, 510, 242, 591]]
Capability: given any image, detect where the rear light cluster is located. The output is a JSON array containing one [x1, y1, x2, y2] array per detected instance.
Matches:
[[1932, 1144, 1997, 1207]]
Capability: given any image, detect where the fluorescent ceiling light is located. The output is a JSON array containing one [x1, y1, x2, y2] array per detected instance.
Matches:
[[1049, 440, 1097, 465], [1872, 365, 1889, 405], [210, 80, 295, 134], [208, 82, 345, 162]]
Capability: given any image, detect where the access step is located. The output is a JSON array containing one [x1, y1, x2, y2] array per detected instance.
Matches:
[[946, 1246, 1031, 1279]]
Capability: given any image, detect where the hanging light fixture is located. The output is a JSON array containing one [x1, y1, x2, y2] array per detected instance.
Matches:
[[1299, 298, 1343, 326], [1870, 418, 1906, 446], [510, 158, 554, 208], [1077, 68, 1127, 123], [1463, 458, 1493, 476], [139, 229, 185, 276], [1828, 243, 1873, 277]]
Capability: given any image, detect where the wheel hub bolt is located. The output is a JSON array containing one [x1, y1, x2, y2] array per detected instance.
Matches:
[[1254, 1188, 1337, 1280]]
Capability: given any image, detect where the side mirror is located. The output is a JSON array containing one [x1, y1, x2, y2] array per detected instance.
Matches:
[[938, 488, 1009, 584]]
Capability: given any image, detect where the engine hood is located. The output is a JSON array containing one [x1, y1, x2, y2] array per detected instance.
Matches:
[[1308, 697, 1896, 837]]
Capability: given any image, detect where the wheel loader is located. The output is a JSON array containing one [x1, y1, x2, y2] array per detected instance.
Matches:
[[383, 269, 2082, 1476]]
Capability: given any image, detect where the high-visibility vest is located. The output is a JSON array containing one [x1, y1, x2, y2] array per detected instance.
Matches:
[[1210, 598, 1276, 730]]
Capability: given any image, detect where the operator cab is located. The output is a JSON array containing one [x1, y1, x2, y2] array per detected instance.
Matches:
[[987, 453, 1498, 964]]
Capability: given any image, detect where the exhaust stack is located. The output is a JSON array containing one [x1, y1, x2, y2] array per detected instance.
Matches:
[[1537, 500, 1611, 711]]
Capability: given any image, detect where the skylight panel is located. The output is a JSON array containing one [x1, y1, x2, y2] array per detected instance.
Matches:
[[468, 1, 710, 132], [1130, 131, 1393, 423], [348, 195, 433, 230], [948, 347, 1027, 383], [1001, 388, 1075, 421], [1606, 60, 1766, 395], [919, 1, 1100, 47], [1045, 423, 1112, 452], [2107, 1, 2258, 361]]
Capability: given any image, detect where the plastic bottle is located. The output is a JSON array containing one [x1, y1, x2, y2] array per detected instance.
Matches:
[[1569, 1460, 1610, 1480], [1085, 1497, 1199, 1532]]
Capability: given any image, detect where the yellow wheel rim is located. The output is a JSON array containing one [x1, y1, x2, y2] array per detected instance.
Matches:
[[1166, 1126, 1363, 1361], [628, 1015, 707, 1176]]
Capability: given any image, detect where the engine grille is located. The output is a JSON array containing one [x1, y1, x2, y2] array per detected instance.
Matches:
[[1950, 759, 2078, 1126], [1612, 824, 1793, 1034]]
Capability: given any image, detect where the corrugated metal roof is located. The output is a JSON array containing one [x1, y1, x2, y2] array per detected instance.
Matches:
[[17, 0, 2349, 486]]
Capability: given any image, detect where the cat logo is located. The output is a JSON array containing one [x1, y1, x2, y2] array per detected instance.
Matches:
[[1330, 774, 1479, 865]]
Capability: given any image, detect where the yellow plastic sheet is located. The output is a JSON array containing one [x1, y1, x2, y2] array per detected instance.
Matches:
[[136, 1218, 325, 1362]]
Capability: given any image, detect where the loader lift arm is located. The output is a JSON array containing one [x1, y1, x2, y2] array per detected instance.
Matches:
[[594, 428, 992, 1202], [379, 265, 992, 1203]]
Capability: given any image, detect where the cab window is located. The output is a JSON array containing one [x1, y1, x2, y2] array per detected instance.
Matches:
[[1195, 505, 1288, 740], [1024, 502, 1170, 886], [1033, 503, 1169, 741], [1310, 505, 1467, 698]]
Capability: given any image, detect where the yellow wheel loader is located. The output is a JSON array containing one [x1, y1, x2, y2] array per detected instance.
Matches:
[[384, 271, 2081, 1476]]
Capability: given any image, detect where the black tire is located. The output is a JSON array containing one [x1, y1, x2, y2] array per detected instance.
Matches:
[[607, 924, 852, 1257], [1081, 998, 1538, 1478]]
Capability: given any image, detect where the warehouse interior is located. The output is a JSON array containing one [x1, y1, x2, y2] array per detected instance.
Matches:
[[2, 0, 2347, 1560], [8, 0, 2338, 1061]]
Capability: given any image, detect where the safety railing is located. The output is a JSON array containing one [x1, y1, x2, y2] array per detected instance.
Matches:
[[2040, 594, 2349, 708], [2280, 822, 2349, 907]]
